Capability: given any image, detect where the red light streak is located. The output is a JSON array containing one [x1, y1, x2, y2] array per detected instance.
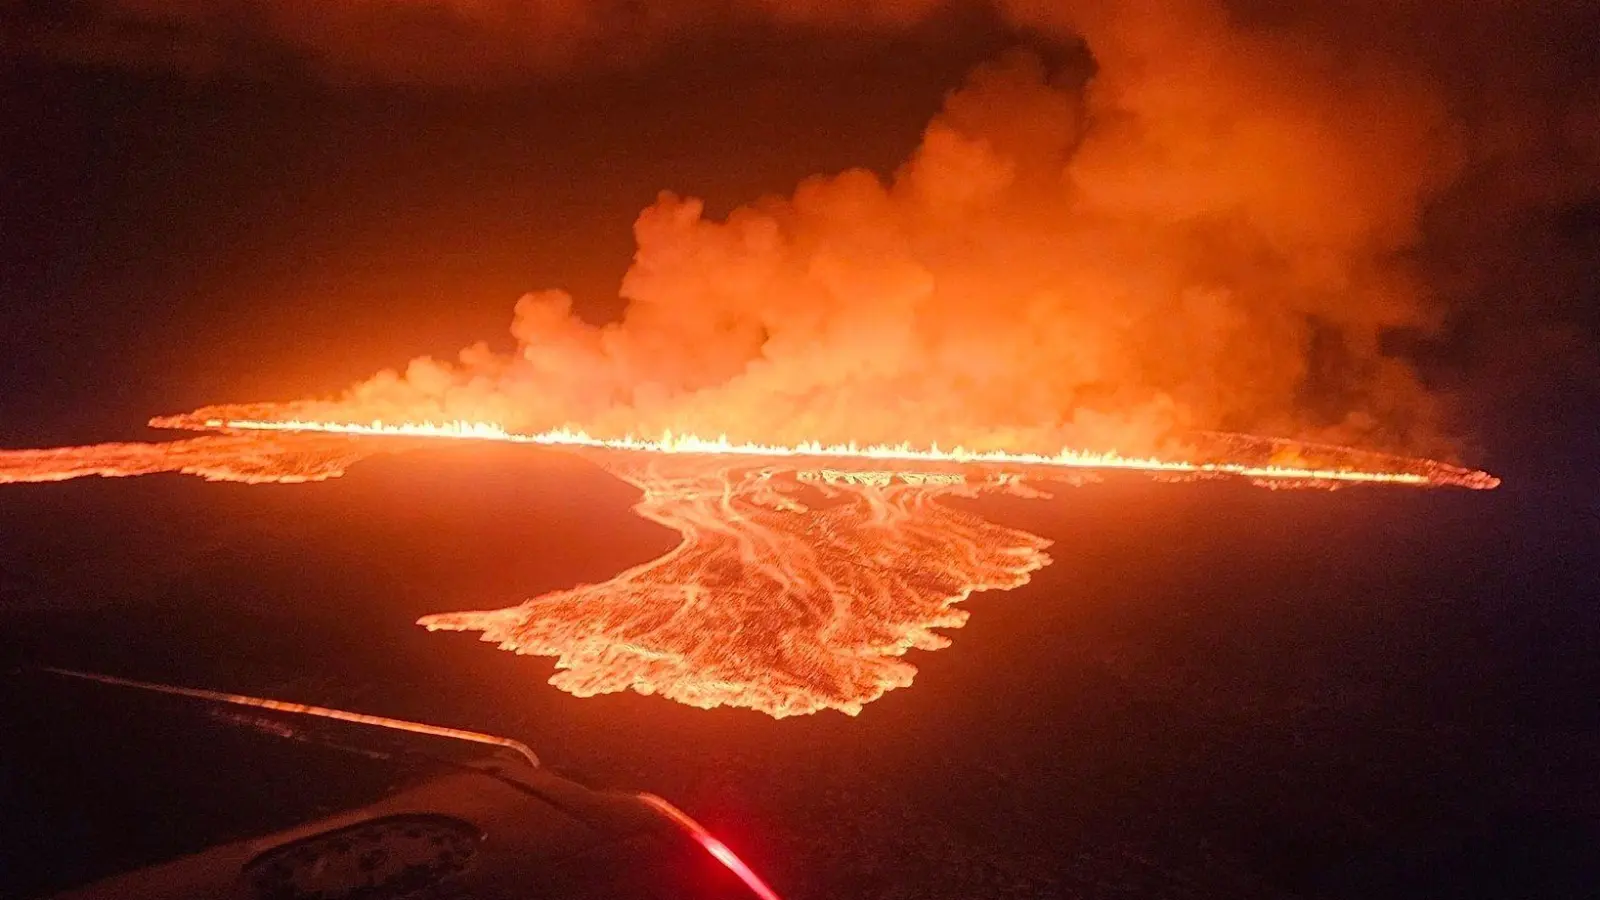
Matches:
[[636, 793, 783, 900]]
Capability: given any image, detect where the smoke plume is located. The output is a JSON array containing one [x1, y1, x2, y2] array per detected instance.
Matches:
[[16, 1, 1594, 457]]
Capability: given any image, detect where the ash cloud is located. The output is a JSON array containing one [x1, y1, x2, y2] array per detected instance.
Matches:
[[22, 1, 1595, 458]]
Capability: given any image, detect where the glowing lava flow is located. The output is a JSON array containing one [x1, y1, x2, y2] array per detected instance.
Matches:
[[0, 412, 1499, 717], [419, 458, 1053, 717], [0, 433, 382, 484], [149, 415, 1501, 490]]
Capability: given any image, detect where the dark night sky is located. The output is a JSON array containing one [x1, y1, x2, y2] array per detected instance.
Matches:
[[0, 10, 1017, 441]]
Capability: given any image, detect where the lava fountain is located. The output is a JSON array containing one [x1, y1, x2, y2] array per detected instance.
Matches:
[[0, 414, 1497, 716]]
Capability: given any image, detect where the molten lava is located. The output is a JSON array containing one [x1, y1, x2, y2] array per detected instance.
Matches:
[[0, 432, 382, 484], [142, 413, 1499, 490], [0, 411, 1500, 717], [419, 457, 1052, 717]]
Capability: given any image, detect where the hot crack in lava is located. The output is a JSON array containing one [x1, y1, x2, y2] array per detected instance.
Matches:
[[419, 459, 1051, 717]]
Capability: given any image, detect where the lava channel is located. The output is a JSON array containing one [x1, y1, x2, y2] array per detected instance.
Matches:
[[419, 456, 1052, 717]]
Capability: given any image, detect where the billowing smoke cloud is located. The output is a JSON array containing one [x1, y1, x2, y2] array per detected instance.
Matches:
[[18, 1, 1595, 458], [161, 3, 1459, 455]]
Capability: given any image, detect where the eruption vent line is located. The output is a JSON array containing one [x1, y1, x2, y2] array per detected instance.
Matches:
[[41, 667, 540, 768], [173, 417, 1497, 489]]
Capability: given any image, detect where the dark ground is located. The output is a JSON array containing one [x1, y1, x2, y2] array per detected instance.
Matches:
[[1, 443, 1595, 899]]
